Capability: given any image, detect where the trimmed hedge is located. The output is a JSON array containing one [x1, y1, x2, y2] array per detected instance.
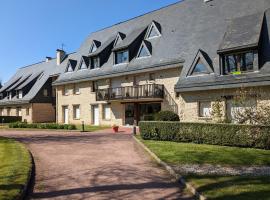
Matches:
[[0, 116, 22, 123], [9, 122, 76, 130], [154, 111, 180, 121], [139, 121, 270, 149]]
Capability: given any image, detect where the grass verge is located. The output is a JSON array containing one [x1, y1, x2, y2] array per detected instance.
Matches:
[[0, 137, 32, 200], [139, 137, 270, 166], [76, 125, 110, 132]]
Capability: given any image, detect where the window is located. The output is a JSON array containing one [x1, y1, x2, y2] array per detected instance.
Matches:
[[73, 105, 80, 120], [192, 59, 209, 75], [43, 89, 48, 97], [64, 86, 69, 96], [149, 73, 155, 81], [199, 101, 212, 118], [115, 50, 129, 65], [80, 61, 87, 70], [7, 108, 10, 116], [18, 90, 23, 99], [137, 44, 151, 58], [103, 105, 111, 120], [223, 52, 254, 74], [66, 64, 73, 72], [16, 107, 22, 117], [0, 108, 2, 116], [26, 108, 30, 116], [90, 43, 97, 53], [7, 92, 12, 100], [91, 81, 98, 92], [146, 22, 161, 39], [74, 85, 80, 95], [90, 57, 100, 69]]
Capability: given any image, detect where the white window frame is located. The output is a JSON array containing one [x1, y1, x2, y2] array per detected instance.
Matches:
[[18, 90, 23, 99], [74, 85, 80, 95], [103, 104, 111, 120], [73, 105, 80, 120], [198, 101, 212, 118]]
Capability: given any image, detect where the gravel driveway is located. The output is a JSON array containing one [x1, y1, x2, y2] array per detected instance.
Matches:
[[0, 128, 192, 200]]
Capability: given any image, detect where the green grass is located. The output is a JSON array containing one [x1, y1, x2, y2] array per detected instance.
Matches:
[[139, 137, 270, 166], [76, 125, 110, 132], [0, 137, 32, 200], [185, 175, 270, 200]]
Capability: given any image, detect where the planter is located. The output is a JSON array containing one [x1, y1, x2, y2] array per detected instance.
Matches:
[[112, 126, 119, 133]]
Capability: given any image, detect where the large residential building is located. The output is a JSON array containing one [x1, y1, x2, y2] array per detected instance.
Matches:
[[1, 0, 270, 125]]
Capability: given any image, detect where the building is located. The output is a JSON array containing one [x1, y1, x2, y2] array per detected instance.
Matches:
[[1, 0, 270, 125], [0, 52, 65, 123]]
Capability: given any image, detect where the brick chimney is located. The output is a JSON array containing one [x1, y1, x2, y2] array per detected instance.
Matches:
[[56, 49, 66, 65]]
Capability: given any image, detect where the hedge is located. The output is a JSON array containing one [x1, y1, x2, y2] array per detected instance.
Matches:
[[9, 122, 76, 130], [0, 116, 22, 123], [139, 121, 270, 149]]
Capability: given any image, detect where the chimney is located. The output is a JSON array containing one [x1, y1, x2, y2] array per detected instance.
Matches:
[[56, 49, 66, 65], [45, 57, 52, 62]]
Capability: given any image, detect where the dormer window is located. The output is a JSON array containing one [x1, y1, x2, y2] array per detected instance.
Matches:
[[17, 90, 23, 99], [65, 59, 77, 73], [192, 59, 209, 75], [146, 21, 161, 39], [7, 92, 12, 100], [80, 62, 87, 70], [137, 41, 152, 58], [66, 64, 73, 72], [223, 51, 255, 75], [115, 50, 129, 65], [90, 57, 100, 69], [89, 40, 101, 53]]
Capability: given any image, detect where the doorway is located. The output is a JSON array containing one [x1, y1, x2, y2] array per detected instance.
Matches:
[[92, 105, 100, 126], [63, 106, 69, 124]]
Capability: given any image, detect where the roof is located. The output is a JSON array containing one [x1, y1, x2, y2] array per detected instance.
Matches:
[[0, 58, 65, 105], [53, 0, 270, 87]]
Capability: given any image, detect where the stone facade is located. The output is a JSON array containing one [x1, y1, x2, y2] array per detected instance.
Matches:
[[56, 67, 181, 126]]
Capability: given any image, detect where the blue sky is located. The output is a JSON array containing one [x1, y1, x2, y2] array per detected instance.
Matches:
[[0, 0, 179, 83]]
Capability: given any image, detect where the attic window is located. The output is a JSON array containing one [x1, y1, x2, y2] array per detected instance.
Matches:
[[80, 62, 87, 70], [146, 22, 161, 39], [137, 43, 151, 58], [90, 43, 97, 53], [90, 57, 100, 69], [66, 64, 73, 72], [192, 59, 209, 75], [115, 50, 129, 65]]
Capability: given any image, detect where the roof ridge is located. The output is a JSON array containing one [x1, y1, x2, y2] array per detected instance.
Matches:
[[89, 0, 185, 35]]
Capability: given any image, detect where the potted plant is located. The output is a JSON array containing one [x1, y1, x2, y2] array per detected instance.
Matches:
[[112, 124, 119, 133]]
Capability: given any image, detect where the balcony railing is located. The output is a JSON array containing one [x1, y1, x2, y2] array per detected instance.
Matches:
[[96, 84, 164, 101]]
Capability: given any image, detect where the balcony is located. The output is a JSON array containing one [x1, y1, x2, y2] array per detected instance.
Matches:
[[96, 84, 164, 101]]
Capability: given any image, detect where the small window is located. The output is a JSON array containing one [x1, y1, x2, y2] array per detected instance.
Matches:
[[149, 73, 155, 81], [18, 90, 23, 99], [103, 105, 111, 120], [80, 61, 88, 70], [26, 108, 30, 116], [199, 101, 212, 118], [74, 85, 80, 95], [73, 105, 80, 119], [90, 43, 97, 53], [8, 92, 12, 100], [146, 23, 161, 39], [137, 44, 151, 58], [7, 108, 11, 116], [43, 89, 48, 97], [223, 51, 254, 74], [90, 57, 100, 69], [192, 59, 209, 75], [66, 64, 73, 72], [91, 81, 98, 92], [115, 50, 129, 65]]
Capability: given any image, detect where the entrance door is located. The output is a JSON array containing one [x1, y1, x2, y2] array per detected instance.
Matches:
[[93, 105, 99, 125], [64, 106, 69, 124], [125, 104, 135, 126]]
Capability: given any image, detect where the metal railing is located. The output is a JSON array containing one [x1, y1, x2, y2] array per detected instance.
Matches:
[[96, 84, 164, 101]]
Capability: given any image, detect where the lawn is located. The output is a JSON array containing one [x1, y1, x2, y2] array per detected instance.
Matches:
[[76, 125, 110, 132], [185, 175, 270, 200], [0, 137, 32, 200], [139, 138, 270, 166], [138, 136, 270, 200]]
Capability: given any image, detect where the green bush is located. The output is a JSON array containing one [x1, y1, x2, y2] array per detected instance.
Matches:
[[154, 111, 180, 121], [9, 122, 76, 130], [139, 121, 270, 149]]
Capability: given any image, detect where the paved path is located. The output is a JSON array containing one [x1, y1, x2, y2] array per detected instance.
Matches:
[[0, 128, 192, 200]]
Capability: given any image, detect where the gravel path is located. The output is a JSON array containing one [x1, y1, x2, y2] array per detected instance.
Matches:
[[0, 128, 192, 200]]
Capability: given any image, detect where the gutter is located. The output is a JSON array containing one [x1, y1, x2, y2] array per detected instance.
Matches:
[[53, 59, 184, 86]]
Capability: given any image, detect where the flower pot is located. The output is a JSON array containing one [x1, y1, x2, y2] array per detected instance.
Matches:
[[112, 126, 119, 133]]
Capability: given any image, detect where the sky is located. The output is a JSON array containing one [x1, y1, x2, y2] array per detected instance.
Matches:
[[0, 0, 180, 84]]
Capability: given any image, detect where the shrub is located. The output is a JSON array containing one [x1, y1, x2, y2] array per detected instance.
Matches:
[[154, 111, 180, 121], [139, 121, 270, 149], [8, 122, 77, 130]]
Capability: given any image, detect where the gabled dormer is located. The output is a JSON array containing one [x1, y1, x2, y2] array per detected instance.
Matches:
[[137, 40, 152, 58], [65, 59, 77, 73], [89, 40, 101, 53], [78, 56, 89, 70], [145, 21, 161, 39], [187, 49, 213, 76], [113, 32, 126, 47]]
